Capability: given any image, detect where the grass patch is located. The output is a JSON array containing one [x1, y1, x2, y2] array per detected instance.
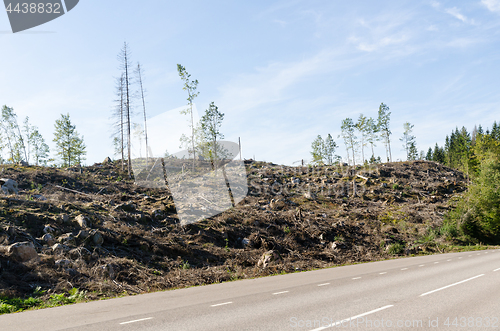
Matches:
[[386, 242, 405, 255], [0, 288, 86, 315]]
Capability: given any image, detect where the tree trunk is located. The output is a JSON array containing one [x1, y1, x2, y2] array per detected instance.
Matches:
[[361, 137, 365, 164], [137, 64, 149, 168], [388, 135, 392, 162], [124, 44, 132, 178], [120, 77, 125, 172], [191, 103, 195, 171]]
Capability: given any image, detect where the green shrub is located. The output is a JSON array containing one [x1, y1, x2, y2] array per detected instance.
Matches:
[[439, 220, 459, 239], [387, 242, 405, 255], [448, 153, 500, 242], [0, 303, 16, 314], [0, 296, 42, 314]]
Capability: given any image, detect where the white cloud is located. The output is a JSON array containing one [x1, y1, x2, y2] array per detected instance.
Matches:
[[217, 50, 338, 114], [272, 19, 287, 27], [430, 1, 441, 9], [351, 35, 409, 52], [481, 0, 500, 13], [446, 38, 480, 48], [256, 0, 301, 18], [345, 11, 417, 55], [445, 7, 474, 24], [445, 7, 470, 22]]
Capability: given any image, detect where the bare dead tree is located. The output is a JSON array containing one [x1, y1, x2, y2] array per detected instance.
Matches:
[[135, 62, 149, 168], [111, 74, 126, 171], [118, 42, 133, 177]]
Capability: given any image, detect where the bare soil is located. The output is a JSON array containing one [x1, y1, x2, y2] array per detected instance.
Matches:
[[0, 159, 474, 303]]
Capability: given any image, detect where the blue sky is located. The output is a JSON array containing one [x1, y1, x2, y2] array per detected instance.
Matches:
[[1, 0, 499, 166]]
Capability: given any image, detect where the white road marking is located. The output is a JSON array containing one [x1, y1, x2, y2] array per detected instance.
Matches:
[[419, 265, 425, 267], [494, 268, 500, 272], [379, 272, 387, 275], [447, 259, 452, 261], [211, 302, 233, 307], [477, 253, 481, 255], [119, 317, 153, 325], [420, 274, 485, 297], [468, 255, 472, 257], [458, 257, 463, 259], [273, 291, 289, 295], [309, 305, 394, 331], [318, 283, 330, 287], [352, 277, 361, 280], [401, 268, 408, 270], [434, 262, 439, 264]]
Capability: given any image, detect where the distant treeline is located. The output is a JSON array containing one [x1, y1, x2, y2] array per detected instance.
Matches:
[[425, 121, 500, 175], [428, 120, 500, 244]]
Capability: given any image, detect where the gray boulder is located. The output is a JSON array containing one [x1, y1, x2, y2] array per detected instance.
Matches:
[[0, 178, 18, 195], [41, 233, 55, 246], [7, 242, 38, 262], [92, 231, 104, 246]]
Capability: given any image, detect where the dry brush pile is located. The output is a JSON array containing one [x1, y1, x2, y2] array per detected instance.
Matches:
[[0, 159, 470, 305]]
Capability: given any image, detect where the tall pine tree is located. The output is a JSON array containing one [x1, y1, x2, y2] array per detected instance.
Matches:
[[377, 103, 392, 162], [53, 113, 86, 167]]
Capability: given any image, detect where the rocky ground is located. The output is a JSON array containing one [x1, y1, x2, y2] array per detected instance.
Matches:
[[0, 159, 478, 305]]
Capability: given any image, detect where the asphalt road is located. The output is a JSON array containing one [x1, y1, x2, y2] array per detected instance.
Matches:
[[1, 249, 499, 330]]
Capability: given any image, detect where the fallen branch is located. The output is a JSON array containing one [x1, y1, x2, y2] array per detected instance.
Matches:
[[96, 186, 109, 195], [356, 174, 369, 181], [47, 183, 92, 196]]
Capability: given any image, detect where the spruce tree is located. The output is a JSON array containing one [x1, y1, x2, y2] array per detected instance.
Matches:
[[426, 147, 433, 161]]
